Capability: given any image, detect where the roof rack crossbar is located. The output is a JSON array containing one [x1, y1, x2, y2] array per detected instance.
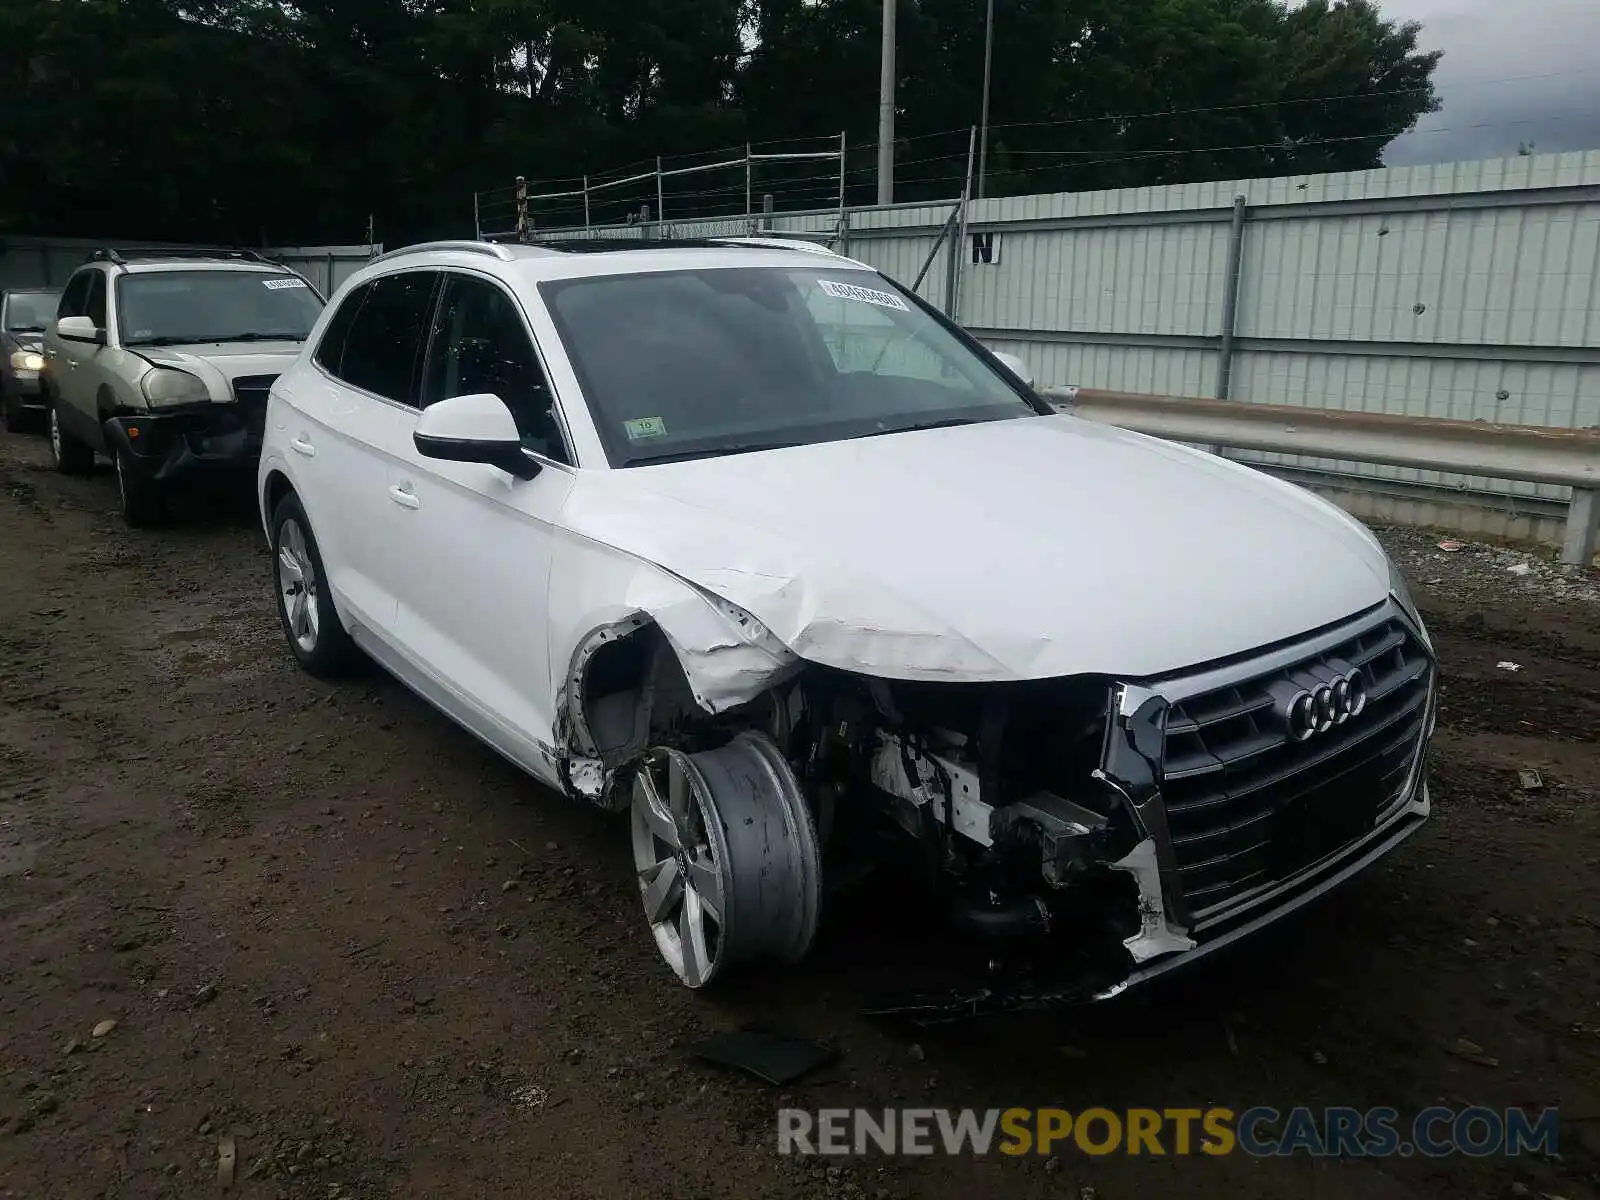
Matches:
[[370, 240, 514, 264]]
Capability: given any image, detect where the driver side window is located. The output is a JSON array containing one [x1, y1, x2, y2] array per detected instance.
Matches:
[[57, 270, 93, 320], [420, 274, 570, 465]]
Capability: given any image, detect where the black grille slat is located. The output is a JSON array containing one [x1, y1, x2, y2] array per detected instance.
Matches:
[[1161, 615, 1432, 919], [1168, 682, 1427, 805], [230, 374, 278, 439]]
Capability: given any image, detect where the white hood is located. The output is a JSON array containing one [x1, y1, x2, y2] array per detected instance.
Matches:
[[560, 414, 1392, 682], [134, 341, 304, 398]]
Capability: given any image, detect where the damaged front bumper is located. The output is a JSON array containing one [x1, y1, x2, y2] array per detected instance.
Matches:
[[866, 599, 1439, 1023], [104, 401, 265, 484]]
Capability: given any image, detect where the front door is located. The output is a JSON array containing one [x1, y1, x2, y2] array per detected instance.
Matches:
[[46, 270, 104, 442], [386, 270, 576, 782]]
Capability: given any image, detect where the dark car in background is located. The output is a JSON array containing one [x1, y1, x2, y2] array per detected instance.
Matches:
[[2, 288, 62, 431]]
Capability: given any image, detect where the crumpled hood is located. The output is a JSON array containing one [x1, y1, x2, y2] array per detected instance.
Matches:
[[132, 341, 304, 399], [560, 414, 1393, 681]]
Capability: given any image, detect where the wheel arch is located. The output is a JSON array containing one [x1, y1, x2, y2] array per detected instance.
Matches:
[[262, 467, 295, 534]]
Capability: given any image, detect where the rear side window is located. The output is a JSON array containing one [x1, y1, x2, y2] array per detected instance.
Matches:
[[333, 271, 438, 405], [57, 271, 93, 320]]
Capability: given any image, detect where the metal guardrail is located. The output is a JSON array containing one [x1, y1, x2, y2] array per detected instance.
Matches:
[[1044, 386, 1600, 568]]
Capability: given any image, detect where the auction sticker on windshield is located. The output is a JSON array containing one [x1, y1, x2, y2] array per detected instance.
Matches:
[[817, 279, 909, 312], [624, 416, 668, 440], [262, 278, 308, 290]]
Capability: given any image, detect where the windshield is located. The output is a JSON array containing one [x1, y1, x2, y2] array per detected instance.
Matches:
[[540, 266, 1041, 466], [116, 270, 324, 346], [4, 291, 60, 332]]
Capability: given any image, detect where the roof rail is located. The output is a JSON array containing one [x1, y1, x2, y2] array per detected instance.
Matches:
[[709, 236, 843, 257], [85, 246, 275, 267], [370, 240, 514, 264]]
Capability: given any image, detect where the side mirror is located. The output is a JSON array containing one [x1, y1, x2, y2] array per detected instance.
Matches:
[[57, 315, 105, 345], [992, 350, 1034, 390], [413, 392, 540, 480]]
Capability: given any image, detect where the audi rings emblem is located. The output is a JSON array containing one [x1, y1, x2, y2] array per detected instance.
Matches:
[[1268, 667, 1367, 742]]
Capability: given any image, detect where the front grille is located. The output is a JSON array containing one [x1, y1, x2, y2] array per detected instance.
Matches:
[[230, 374, 278, 438], [1159, 611, 1432, 920]]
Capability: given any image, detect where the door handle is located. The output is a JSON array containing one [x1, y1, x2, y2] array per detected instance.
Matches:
[[289, 436, 316, 458], [388, 483, 421, 510]]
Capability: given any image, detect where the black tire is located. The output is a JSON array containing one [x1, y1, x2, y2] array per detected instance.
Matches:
[[49, 399, 94, 475], [270, 492, 360, 676], [114, 446, 167, 528], [1, 393, 27, 433]]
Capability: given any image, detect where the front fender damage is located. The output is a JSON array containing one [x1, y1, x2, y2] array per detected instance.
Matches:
[[556, 580, 803, 808]]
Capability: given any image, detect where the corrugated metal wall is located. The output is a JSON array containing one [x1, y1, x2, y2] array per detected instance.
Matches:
[[551, 149, 1600, 510]]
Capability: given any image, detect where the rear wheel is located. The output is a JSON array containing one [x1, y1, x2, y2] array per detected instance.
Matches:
[[48, 401, 93, 475], [114, 446, 167, 528], [271, 493, 359, 676]]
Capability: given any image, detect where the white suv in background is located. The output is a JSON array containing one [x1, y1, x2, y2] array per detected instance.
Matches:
[[258, 237, 1437, 1011]]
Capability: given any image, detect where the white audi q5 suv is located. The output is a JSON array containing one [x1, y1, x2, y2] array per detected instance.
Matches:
[[257, 236, 1436, 1011]]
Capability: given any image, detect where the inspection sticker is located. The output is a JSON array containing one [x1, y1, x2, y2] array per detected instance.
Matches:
[[817, 279, 909, 312], [262, 277, 308, 290], [623, 415, 668, 440]]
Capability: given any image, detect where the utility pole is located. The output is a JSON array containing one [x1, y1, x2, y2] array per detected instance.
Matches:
[[977, 0, 995, 198], [877, 0, 896, 205]]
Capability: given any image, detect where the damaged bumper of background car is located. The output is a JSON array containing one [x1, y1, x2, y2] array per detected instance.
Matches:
[[104, 404, 263, 481]]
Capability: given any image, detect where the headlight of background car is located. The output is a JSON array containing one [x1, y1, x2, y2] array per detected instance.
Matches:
[[8, 350, 45, 372], [141, 367, 210, 408], [1389, 557, 1431, 649]]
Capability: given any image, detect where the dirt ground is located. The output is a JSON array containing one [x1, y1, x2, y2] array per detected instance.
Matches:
[[0, 424, 1597, 1200]]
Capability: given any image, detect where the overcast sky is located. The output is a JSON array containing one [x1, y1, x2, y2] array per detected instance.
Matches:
[[1380, 0, 1600, 164]]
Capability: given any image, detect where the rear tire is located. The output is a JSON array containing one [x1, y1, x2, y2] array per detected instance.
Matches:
[[49, 400, 93, 475], [114, 447, 167, 528], [271, 492, 360, 676]]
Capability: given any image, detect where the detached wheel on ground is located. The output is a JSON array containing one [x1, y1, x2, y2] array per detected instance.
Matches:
[[629, 731, 822, 988], [271, 492, 360, 676], [48, 401, 93, 475], [113, 447, 167, 527]]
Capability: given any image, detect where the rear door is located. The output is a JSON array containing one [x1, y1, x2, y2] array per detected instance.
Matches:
[[275, 269, 439, 638]]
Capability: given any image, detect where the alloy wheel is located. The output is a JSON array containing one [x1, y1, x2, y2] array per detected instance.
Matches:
[[629, 732, 821, 988], [276, 517, 321, 654]]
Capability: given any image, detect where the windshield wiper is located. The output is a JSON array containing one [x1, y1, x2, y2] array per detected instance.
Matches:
[[124, 332, 304, 347], [857, 416, 986, 439], [8, 325, 46, 333], [621, 438, 809, 467]]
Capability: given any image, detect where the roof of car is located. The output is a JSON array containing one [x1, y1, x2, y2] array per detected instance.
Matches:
[[81, 248, 297, 275], [117, 258, 289, 274], [356, 237, 875, 285]]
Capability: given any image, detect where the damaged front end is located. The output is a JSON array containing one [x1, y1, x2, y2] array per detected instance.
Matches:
[[560, 592, 1437, 1015]]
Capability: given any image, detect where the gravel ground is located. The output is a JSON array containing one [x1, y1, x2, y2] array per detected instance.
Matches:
[[0, 425, 1596, 1200]]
